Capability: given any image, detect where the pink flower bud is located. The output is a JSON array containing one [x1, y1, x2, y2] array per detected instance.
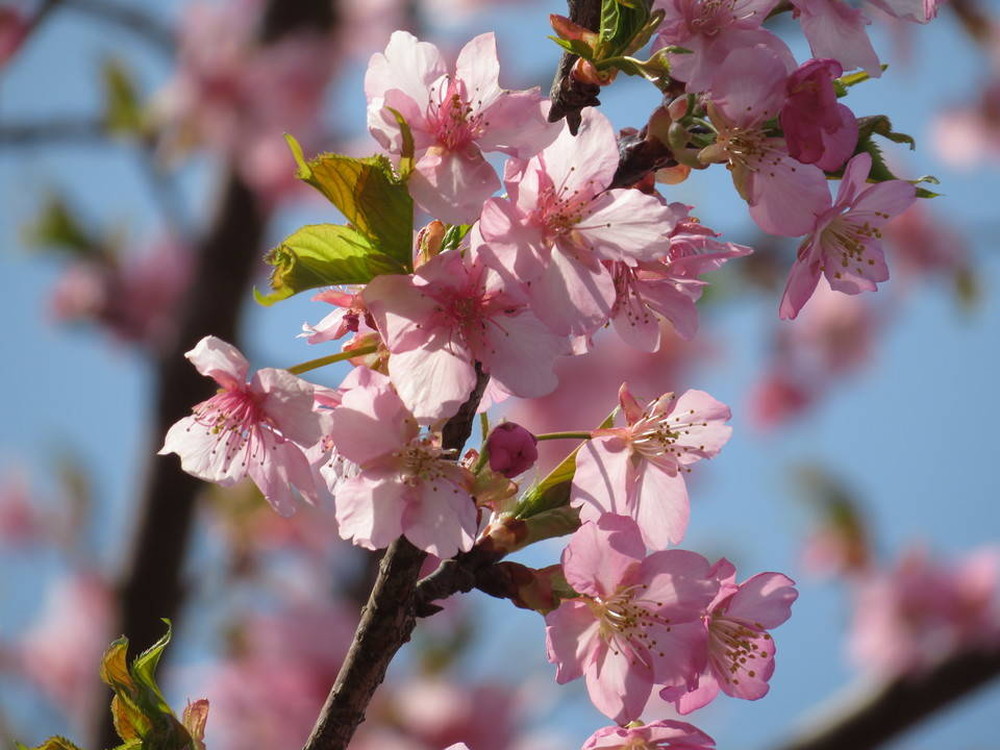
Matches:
[[486, 422, 538, 478]]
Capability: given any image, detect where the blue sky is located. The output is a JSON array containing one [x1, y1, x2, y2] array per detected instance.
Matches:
[[1, 1, 999, 748]]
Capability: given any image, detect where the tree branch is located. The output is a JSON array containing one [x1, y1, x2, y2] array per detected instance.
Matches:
[[62, 0, 175, 54], [0, 118, 106, 146], [90, 1, 338, 746], [769, 641, 1000, 750], [547, 0, 603, 134], [302, 367, 490, 750]]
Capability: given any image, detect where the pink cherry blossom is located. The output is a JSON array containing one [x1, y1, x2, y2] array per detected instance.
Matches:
[[365, 30, 555, 224], [653, 0, 792, 93], [779, 152, 917, 319], [300, 287, 375, 345], [583, 719, 715, 750], [153, 1, 335, 202], [780, 58, 858, 171], [478, 108, 676, 337], [701, 47, 830, 237], [363, 248, 568, 421], [572, 384, 732, 549], [50, 240, 192, 348], [17, 572, 112, 724], [849, 546, 1000, 675], [327, 367, 478, 557], [609, 203, 752, 349], [159, 336, 328, 516], [545, 515, 718, 723], [663, 559, 796, 713], [0, 6, 28, 68], [790, 0, 882, 77]]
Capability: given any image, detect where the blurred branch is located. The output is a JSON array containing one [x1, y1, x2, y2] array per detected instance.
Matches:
[[91, 1, 339, 747], [770, 641, 1000, 750], [62, 0, 175, 54], [303, 367, 490, 750], [0, 118, 105, 145]]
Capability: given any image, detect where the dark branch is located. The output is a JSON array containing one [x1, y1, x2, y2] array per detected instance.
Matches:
[[770, 641, 1000, 750], [547, 0, 603, 134], [302, 367, 491, 750], [0, 118, 106, 146], [62, 0, 175, 54]]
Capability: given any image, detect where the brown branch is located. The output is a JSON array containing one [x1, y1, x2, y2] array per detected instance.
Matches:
[[302, 367, 490, 750], [547, 0, 603, 134], [769, 641, 1000, 750], [93, 167, 266, 749], [91, 1, 339, 747]]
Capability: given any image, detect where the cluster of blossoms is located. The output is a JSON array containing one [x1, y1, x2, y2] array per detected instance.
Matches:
[[157, 2, 942, 742]]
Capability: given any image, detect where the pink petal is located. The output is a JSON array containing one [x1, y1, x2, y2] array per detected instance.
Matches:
[[185, 335, 248, 390]]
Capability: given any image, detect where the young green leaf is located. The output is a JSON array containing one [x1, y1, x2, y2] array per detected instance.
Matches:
[[284, 134, 413, 265], [258, 223, 408, 306]]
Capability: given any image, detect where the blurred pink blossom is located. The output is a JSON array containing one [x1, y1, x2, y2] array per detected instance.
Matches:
[[49, 240, 192, 348], [849, 546, 1000, 675], [16, 572, 112, 724]]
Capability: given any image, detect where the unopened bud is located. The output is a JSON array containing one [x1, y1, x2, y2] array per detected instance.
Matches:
[[415, 220, 446, 268], [485, 422, 538, 478]]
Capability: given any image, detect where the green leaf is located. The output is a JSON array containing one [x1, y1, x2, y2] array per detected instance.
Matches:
[[857, 114, 915, 151], [597, 0, 651, 57], [385, 107, 415, 180], [284, 134, 413, 266], [548, 34, 594, 58], [258, 223, 407, 305], [23, 194, 97, 257], [16, 738, 85, 750], [440, 223, 472, 252], [102, 58, 144, 136]]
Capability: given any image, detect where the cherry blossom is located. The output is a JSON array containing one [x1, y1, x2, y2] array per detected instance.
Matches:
[[583, 719, 715, 750], [608, 204, 752, 349], [700, 47, 830, 237], [779, 152, 917, 319], [327, 367, 478, 557], [365, 30, 555, 224], [663, 559, 797, 713], [780, 58, 858, 171], [653, 0, 791, 93], [159, 336, 328, 516], [479, 108, 676, 338], [545, 515, 718, 723], [790, 0, 883, 77], [363, 248, 568, 421], [849, 546, 1000, 675], [572, 384, 732, 549]]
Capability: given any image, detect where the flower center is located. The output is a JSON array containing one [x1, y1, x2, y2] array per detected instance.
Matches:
[[190, 387, 274, 468], [587, 582, 673, 668], [708, 615, 770, 687], [428, 75, 484, 151]]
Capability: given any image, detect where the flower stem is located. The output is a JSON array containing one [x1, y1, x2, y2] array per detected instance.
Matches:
[[286, 344, 378, 375], [535, 431, 592, 441]]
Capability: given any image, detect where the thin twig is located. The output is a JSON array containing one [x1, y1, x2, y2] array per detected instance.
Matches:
[[769, 641, 1000, 750]]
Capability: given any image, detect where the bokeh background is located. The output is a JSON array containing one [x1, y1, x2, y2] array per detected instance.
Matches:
[[1, 1, 999, 748]]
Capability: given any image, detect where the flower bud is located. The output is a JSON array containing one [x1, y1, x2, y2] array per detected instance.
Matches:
[[485, 422, 538, 478]]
